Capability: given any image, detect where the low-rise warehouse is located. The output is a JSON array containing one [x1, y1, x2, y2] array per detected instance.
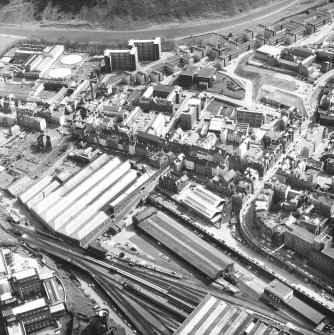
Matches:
[[135, 209, 233, 280], [19, 153, 144, 247]]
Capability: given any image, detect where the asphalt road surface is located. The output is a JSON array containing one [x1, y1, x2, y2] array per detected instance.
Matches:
[[0, 0, 301, 41]]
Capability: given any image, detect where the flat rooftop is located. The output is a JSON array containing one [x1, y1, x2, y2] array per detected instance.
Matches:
[[197, 67, 216, 79], [12, 298, 46, 315], [13, 268, 36, 281], [256, 45, 282, 57], [265, 279, 293, 301]]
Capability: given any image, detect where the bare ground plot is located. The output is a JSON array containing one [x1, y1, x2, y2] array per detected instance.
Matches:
[[234, 55, 296, 100], [1, 132, 74, 180], [207, 72, 245, 99], [107, 221, 193, 277], [258, 86, 305, 114], [0, 35, 25, 56]]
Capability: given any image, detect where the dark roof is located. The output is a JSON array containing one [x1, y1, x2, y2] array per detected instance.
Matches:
[[137, 130, 164, 144], [291, 46, 314, 55], [181, 55, 192, 61], [322, 247, 334, 259], [287, 224, 315, 244], [179, 69, 196, 77], [308, 17, 327, 26], [240, 40, 256, 48], [277, 58, 298, 67], [286, 297, 325, 325], [138, 211, 233, 279], [197, 67, 216, 79], [265, 279, 292, 299], [306, 158, 322, 169], [265, 130, 281, 141], [268, 31, 285, 40], [165, 54, 182, 63], [152, 85, 174, 93], [290, 26, 306, 34]]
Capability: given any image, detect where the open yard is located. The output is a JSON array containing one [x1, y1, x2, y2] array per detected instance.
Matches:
[[258, 85, 305, 114], [0, 34, 25, 56], [234, 54, 297, 100]]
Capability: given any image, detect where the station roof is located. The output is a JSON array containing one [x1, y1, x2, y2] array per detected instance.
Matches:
[[138, 211, 233, 279], [286, 296, 325, 325]]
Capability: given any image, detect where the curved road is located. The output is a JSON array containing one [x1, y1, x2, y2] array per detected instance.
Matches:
[[1, 0, 302, 41]]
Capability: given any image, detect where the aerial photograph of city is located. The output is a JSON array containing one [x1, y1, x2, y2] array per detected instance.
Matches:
[[2, 0, 334, 334]]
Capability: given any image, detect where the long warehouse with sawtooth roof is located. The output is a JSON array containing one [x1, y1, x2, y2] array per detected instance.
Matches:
[[19, 153, 149, 247]]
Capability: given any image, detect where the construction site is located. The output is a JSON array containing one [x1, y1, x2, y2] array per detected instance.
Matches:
[[0, 128, 72, 191]]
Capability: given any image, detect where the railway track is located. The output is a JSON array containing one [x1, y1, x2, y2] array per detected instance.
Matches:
[[84, 255, 170, 294], [97, 277, 157, 334], [25, 235, 306, 330]]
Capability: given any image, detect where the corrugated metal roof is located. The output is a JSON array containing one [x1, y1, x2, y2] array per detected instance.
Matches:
[[76, 211, 109, 240], [19, 175, 52, 204], [138, 212, 233, 279], [62, 168, 136, 238], [50, 159, 124, 230], [110, 172, 150, 208], [34, 153, 109, 215], [26, 180, 60, 210], [175, 295, 254, 335], [40, 155, 115, 222], [286, 296, 325, 325]]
